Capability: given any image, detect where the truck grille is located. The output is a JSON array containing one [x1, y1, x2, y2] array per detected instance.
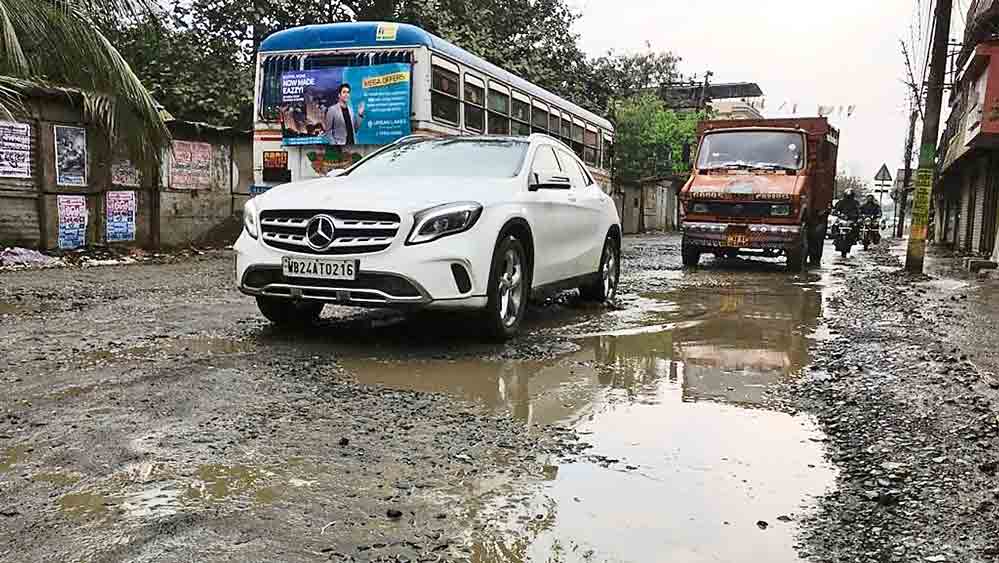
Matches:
[[699, 202, 774, 218], [260, 209, 401, 255]]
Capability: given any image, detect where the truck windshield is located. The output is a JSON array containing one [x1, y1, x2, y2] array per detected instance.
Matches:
[[697, 131, 805, 171]]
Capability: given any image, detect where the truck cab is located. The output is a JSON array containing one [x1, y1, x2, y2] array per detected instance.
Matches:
[[679, 118, 839, 270]]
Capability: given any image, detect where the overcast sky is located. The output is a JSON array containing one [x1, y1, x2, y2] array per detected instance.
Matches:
[[573, 0, 965, 185]]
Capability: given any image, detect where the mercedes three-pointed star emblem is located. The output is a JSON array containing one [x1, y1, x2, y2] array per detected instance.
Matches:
[[306, 214, 336, 251]]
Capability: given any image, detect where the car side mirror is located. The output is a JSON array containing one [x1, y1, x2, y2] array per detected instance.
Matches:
[[529, 172, 572, 192]]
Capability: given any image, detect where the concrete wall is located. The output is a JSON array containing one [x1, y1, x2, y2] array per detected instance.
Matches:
[[0, 90, 250, 250]]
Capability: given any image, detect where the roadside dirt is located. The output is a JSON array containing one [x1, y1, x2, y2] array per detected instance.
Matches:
[[780, 244, 999, 563]]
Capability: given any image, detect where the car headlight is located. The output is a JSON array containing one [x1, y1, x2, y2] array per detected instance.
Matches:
[[771, 204, 791, 217], [691, 203, 709, 214], [243, 199, 259, 239], [407, 202, 483, 245]]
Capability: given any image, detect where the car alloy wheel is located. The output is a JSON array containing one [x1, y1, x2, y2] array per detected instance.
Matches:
[[498, 247, 524, 328], [602, 240, 618, 300]]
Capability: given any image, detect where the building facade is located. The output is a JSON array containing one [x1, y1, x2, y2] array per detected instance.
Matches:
[[936, 2, 999, 260]]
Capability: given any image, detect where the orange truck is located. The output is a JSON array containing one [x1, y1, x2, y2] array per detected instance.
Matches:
[[679, 117, 839, 271]]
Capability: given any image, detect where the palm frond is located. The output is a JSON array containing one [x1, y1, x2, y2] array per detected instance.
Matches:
[[1, 0, 170, 170], [0, 0, 28, 76]]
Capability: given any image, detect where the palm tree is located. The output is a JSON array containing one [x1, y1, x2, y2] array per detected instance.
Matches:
[[0, 0, 170, 170]]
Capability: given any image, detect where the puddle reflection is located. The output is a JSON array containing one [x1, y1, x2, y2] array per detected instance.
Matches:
[[341, 274, 832, 562], [343, 276, 822, 423]]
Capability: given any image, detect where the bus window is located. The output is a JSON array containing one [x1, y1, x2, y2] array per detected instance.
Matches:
[[532, 102, 549, 133], [511, 93, 530, 136], [550, 112, 561, 139], [584, 127, 598, 165], [431, 63, 460, 125], [602, 133, 614, 170], [487, 86, 510, 135], [571, 121, 585, 157], [305, 53, 357, 69], [464, 75, 485, 133], [561, 114, 572, 143], [259, 55, 300, 121]]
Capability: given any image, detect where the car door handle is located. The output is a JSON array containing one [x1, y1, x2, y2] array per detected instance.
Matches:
[[568, 195, 578, 202]]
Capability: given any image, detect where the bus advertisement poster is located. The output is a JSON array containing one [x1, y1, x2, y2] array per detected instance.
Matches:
[[279, 63, 411, 147]]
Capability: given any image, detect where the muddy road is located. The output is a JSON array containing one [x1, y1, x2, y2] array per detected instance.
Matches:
[[2, 235, 856, 562]]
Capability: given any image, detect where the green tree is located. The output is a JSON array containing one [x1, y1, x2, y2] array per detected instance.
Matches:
[[613, 94, 703, 185], [102, 14, 253, 126], [0, 0, 171, 168], [585, 46, 683, 115]]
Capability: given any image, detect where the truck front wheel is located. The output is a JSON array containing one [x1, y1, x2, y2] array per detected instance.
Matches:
[[681, 237, 701, 267], [808, 221, 827, 266], [787, 229, 808, 272]]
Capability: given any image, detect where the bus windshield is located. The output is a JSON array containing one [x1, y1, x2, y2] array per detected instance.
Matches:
[[346, 138, 529, 178], [697, 131, 805, 171]]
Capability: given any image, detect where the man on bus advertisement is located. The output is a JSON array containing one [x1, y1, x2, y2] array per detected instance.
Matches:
[[279, 63, 411, 146]]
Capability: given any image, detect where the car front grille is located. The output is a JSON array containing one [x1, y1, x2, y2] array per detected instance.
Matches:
[[260, 209, 401, 255], [241, 266, 425, 303]]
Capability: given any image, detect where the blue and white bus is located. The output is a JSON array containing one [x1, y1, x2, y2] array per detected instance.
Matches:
[[253, 22, 614, 189]]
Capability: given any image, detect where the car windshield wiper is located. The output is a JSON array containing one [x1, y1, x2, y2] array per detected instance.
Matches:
[[753, 163, 799, 172], [701, 162, 753, 171]]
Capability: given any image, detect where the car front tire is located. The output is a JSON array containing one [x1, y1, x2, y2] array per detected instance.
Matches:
[[581, 235, 620, 302], [256, 296, 323, 327], [484, 235, 529, 340]]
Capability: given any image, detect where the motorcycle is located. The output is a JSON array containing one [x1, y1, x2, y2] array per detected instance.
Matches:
[[829, 212, 857, 258], [859, 215, 882, 250]]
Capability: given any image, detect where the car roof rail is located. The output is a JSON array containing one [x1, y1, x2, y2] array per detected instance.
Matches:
[[392, 133, 437, 145]]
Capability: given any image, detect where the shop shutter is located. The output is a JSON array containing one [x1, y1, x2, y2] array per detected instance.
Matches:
[[959, 173, 972, 250]]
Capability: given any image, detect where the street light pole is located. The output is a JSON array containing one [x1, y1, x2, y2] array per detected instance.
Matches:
[[906, 0, 953, 273]]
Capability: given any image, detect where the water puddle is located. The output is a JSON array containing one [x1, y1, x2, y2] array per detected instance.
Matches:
[[32, 472, 81, 487], [77, 336, 253, 368], [0, 444, 30, 472], [0, 301, 28, 318], [341, 273, 835, 562], [59, 492, 113, 519], [186, 464, 274, 503]]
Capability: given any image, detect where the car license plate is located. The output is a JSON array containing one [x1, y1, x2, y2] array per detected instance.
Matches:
[[282, 257, 357, 280], [726, 233, 750, 247]]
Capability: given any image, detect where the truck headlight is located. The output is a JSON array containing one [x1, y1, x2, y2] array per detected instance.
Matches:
[[771, 204, 791, 217], [407, 202, 482, 245], [243, 199, 259, 239], [691, 203, 709, 214]]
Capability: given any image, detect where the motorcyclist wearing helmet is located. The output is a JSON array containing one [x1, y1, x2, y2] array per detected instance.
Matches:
[[834, 190, 861, 220], [860, 195, 882, 218]]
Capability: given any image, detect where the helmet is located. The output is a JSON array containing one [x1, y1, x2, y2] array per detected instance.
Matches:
[[844, 189, 855, 199]]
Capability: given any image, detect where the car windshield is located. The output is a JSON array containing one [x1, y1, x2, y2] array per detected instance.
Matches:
[[697, 131, 805, 170], [346, 138, 528, 178]]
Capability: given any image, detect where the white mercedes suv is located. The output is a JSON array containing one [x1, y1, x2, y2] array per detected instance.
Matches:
[[235, 134, 622, 339]]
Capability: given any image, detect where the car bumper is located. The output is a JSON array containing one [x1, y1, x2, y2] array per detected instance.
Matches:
[[682, 222, 802, 250], [234, 231, 490, 311]]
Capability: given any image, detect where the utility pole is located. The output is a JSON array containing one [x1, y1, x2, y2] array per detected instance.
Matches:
[[906, 0, 953, 273], [897, 109, 918, 237], [698, 71, 714, 111]]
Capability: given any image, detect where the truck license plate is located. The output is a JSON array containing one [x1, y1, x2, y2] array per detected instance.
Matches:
[[282, 257, 357, 280], [726, 233, 750, 248]]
